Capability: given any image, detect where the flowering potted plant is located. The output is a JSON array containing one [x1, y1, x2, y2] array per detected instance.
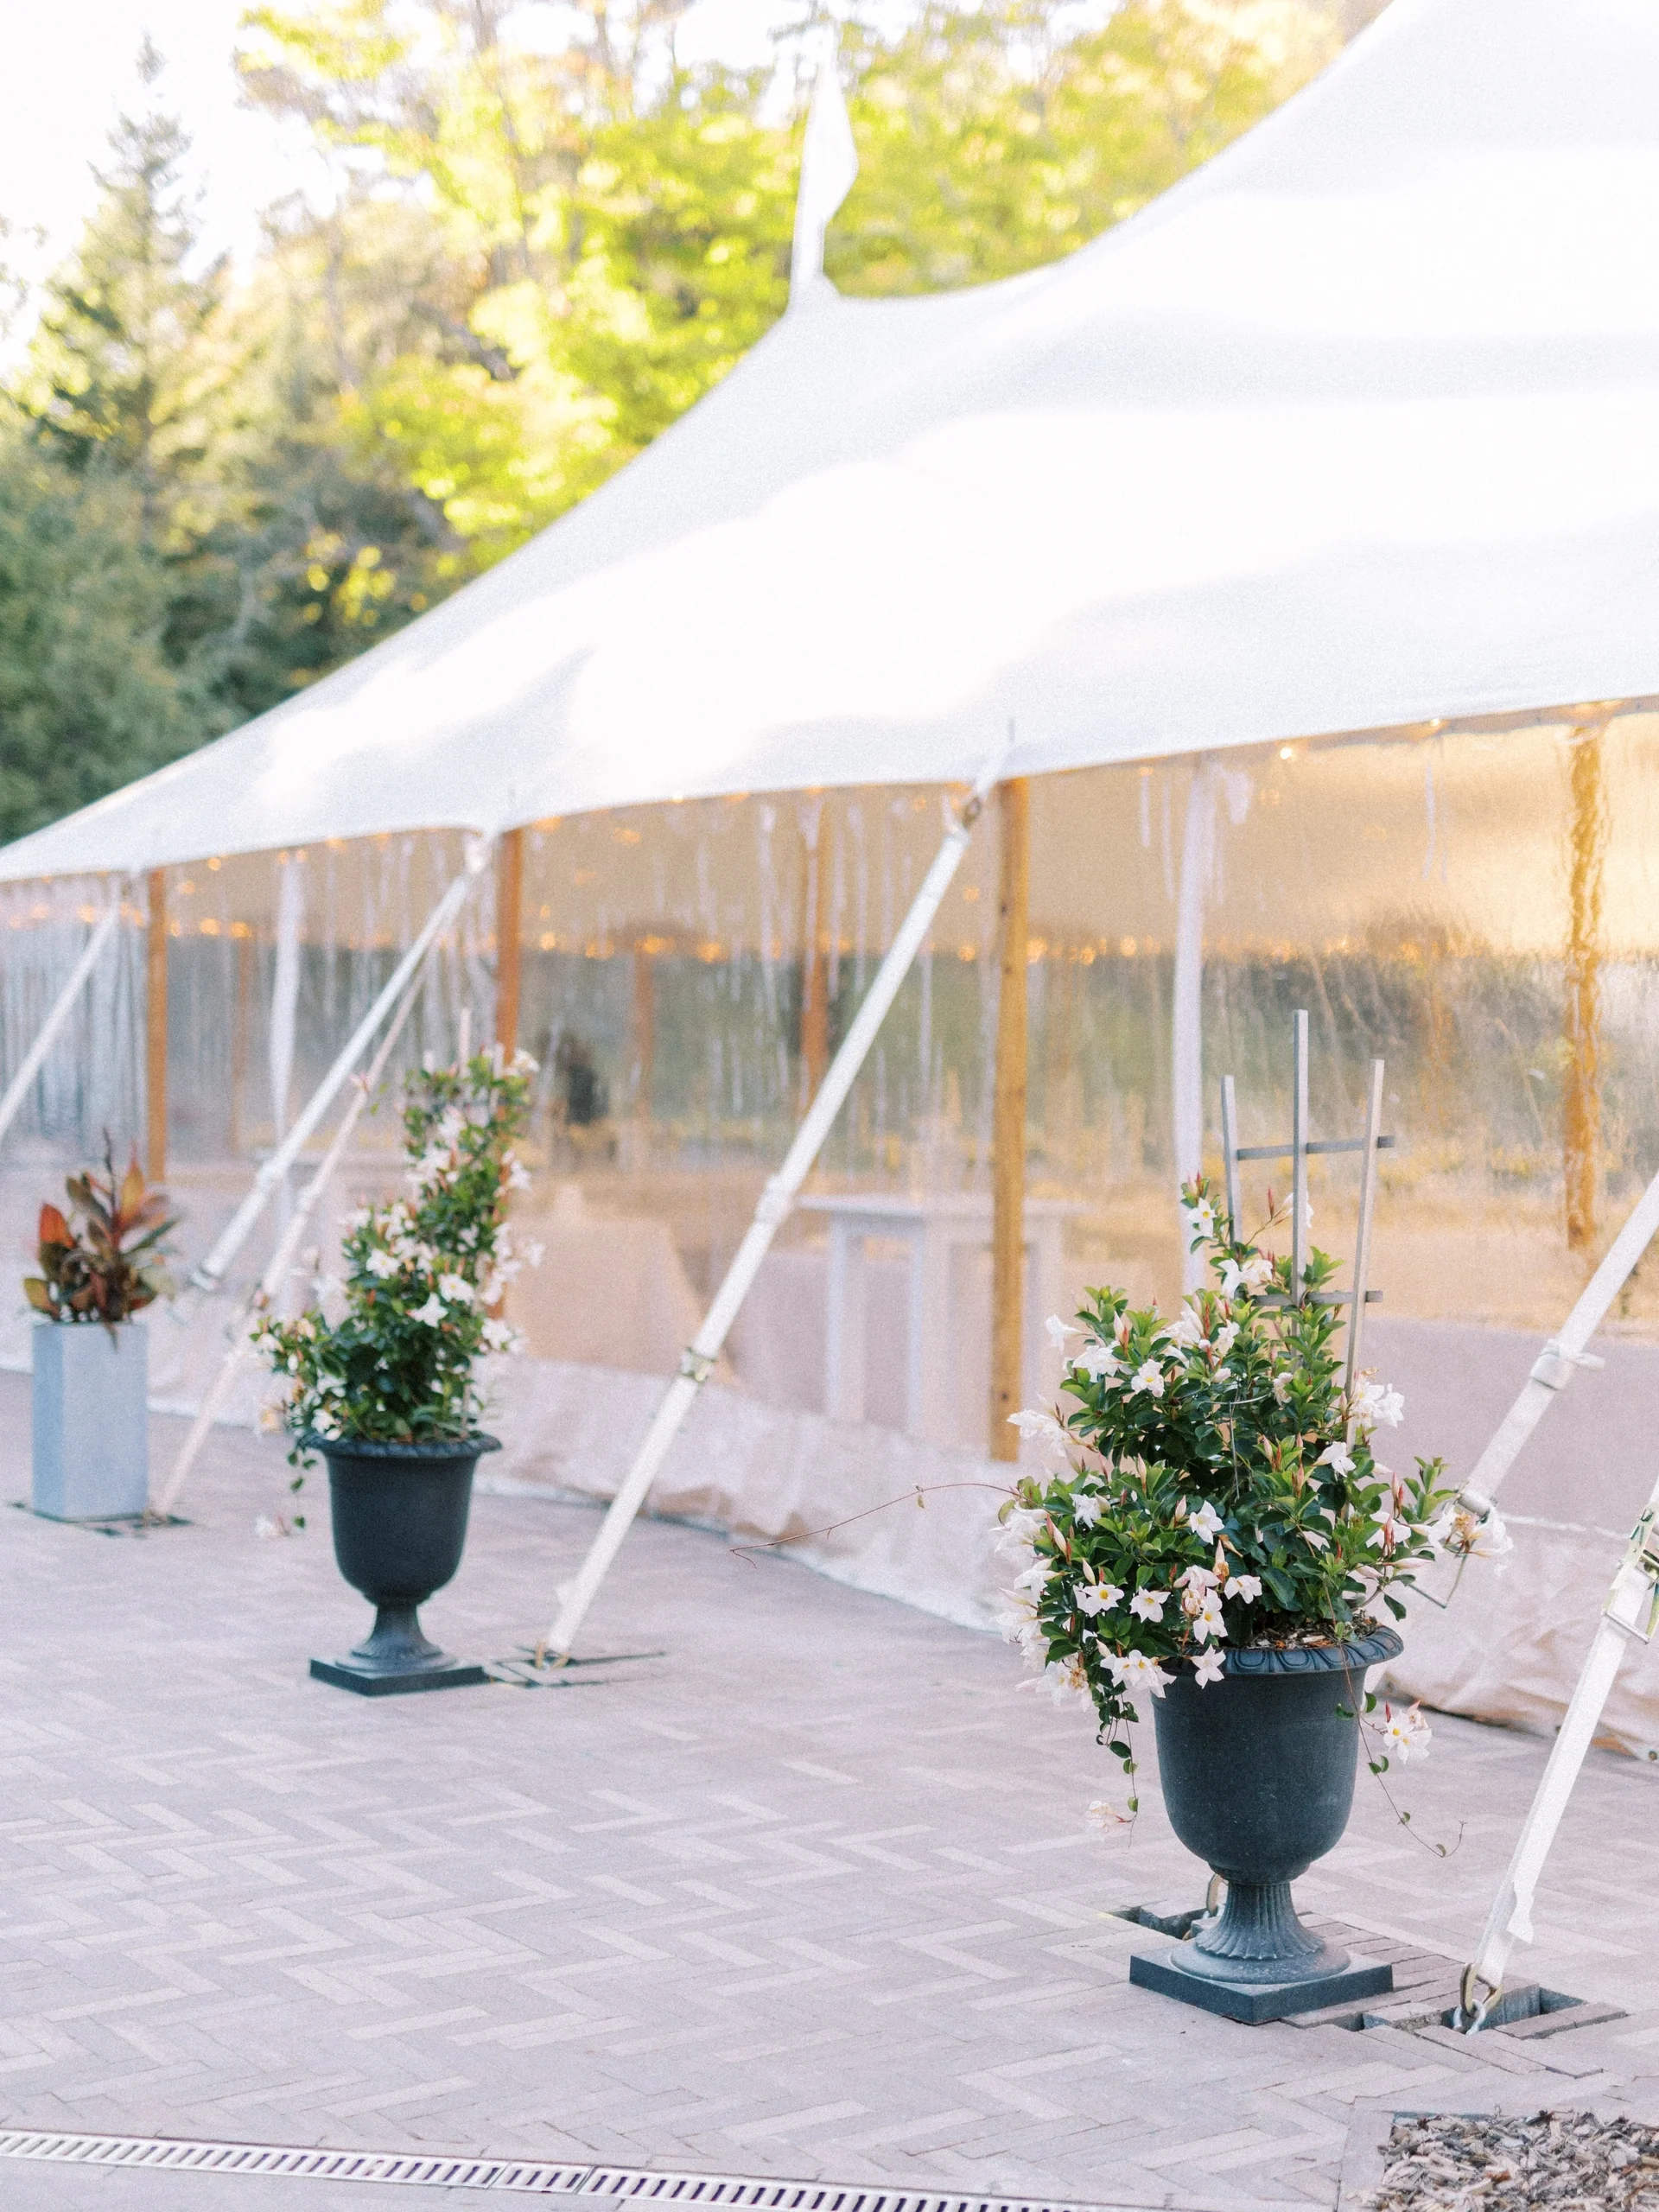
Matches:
[[1000, 1176, 1483, 2020], [25, 1144, 176, 1521], [254, 1046, 538, 1694]]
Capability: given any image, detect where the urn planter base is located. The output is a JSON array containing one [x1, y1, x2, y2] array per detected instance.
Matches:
[[304, 1433, 497, 1697], [1129, 1940, 1392, 2024], [1132, 1627, 1405, 2024], [310, 1654, 490, 1697]]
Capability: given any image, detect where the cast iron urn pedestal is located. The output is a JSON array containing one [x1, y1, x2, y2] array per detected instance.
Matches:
[[306, 1433, 499, 1695], [1128, 1625, 1403, 2023]]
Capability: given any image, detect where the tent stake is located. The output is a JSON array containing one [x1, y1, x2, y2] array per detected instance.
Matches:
[[0, 887, 126, 1156], [153, 948, 432, 1519], [186, 843, 489, 1305], [538, 764, 1002, 1661]]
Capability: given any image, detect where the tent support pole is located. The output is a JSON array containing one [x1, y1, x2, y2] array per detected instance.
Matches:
[[146, 870, 168, 1184], [187, 842, 489, 1303], [989, 778, 1029, 1460], [495, 828, 523, 1056], [1456, 1468, 1659, 2028], [537, 766, 1002, 1662], [153, 950, 432, 1519], [0, 887, 126, 1156]]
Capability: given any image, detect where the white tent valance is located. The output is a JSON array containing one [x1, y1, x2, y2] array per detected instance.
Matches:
[[3, 0, 1656, 883]]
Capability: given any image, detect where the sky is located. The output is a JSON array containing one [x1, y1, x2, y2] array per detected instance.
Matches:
[[0, 0, 812, 339]]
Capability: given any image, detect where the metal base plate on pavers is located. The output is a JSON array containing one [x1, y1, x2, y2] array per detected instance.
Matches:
[[309, 1655, 491, 1696], [1129, 1942, 1393, 2024]]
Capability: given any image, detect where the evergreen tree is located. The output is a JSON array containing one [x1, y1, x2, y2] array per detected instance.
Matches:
[[26, 39, 223, 548]]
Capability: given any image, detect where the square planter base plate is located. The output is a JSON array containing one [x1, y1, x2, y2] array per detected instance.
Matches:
[[1129, 1943, 1394, 2024], [310, 1655, 491, 1697]]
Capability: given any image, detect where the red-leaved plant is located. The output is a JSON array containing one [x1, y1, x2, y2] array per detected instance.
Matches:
[[24, 1144, 177, 1335]]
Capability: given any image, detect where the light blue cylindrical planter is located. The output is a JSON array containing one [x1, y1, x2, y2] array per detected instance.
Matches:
[[31, 1319, 149, 1521]]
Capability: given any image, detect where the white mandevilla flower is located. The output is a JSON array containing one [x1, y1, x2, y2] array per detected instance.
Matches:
[[1170, 1302, 1205, 1349], [1073, 1338, 1118, 1381], [1071, 1488, 1103, 1527], [504, 1154, 532, 1192], [1272, 1371, 1294, 1404], [995, 1506, 1048, 1558], [365, 1249, 400, 1281], [1012, 1559, 1052, 1596], [1221, 1252, 1275, 1298], [437, 1273, 475, 1307], [1377, 1702, 1433, 1763], [1007, 1408, 1067, 1455], [1076, 1580, 1123, 1618], [1020, 1657, 1093, 1710], [1354, 1378, 1405, 1429], [1212, 1321, 1239, 1358], [1176, 1562, 1217, 1592], [1085, 1800, 1132, 1833], [1045, 1313, 1080, 1353], [1188, 1500, 1224, 1543], [1192, 1648, 1226, 1688], [1317, 1442, 1356, 1476], [1224, 1572, 1263, 1605], [1114, 1649, 1174, 1699], [410, 1294, 447, 1327], [1181, 1196, 1217, 1240], [481, 1318, 521, 1354], [1128, 1358, 1165, 1399], [1128, 1586, 1167, 1624], [1191, 1592, 1227, 1643]]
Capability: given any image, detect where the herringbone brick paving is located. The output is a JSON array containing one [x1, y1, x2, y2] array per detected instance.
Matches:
[[0, 1372, 1656, 2209]]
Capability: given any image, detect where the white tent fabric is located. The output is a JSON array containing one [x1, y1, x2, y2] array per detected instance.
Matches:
[[3, 0, 1657, 884]]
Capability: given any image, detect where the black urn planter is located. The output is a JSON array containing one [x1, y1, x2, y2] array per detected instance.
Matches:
[[304, 1433, 500, 1696], [1128, 1624, 1403, 2023]]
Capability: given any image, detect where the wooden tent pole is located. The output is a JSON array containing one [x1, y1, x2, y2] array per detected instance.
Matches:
[[990, 777, 1030, 1460], [1564, 720, 1610, 1251], [495, 828, 524, 1056], [799, 804, 832, 1100], [146, 869, 168, 1184]]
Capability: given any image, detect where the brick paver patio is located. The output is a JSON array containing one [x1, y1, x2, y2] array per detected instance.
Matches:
[[1, 1372, 1657, 2209]]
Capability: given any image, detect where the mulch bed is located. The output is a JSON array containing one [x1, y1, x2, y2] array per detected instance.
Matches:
[[1369, 2113, 1659, 2209]]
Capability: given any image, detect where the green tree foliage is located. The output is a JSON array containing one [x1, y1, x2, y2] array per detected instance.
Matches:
[[0, 3, 1344, 841], [0, 414, 206, 840]]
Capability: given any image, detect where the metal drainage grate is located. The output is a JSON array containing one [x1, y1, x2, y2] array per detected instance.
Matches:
[[584, 2177, 1102, 2212], [0, 2135, 1105, 2210], [0, 2132, 591, 2192]]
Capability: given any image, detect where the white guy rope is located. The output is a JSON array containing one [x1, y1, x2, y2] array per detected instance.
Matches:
[[1457, 1476, 1659, 2026], [539, 764, 1004, 1660], [1454, 1166, 1659, 1516], [152, 953, 431, 1519], [0, 890, 125, 1155], [185, 845, 488, 1305]]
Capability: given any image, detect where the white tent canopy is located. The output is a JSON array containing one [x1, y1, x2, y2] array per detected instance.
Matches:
[[3, 0, 1656, 883]]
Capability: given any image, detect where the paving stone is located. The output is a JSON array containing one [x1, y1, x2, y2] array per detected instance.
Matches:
[[0, 1375, 1653, 2209]]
